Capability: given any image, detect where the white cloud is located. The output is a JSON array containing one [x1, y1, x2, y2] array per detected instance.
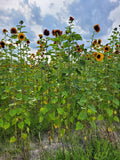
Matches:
[[109, 0, 117, 2], [28, 0, 74, 22], [30, 22, 43, 45], [108, 3, 120, 28], [0, 0, 24, 10]]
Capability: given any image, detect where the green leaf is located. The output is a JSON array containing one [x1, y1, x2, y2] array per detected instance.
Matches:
[[4, 122, 10, 130], [77, 96, 87, 106], [39, 116, 43, 123], [12, 118, 18, 125], [40, 107, 49, 115], [16, 92, 22, 99], [16, 108, 23, 115], [21, 133, 27, 140], [88, 105, 97, 114], [106, 108, 113, 117], [97, 114, 104, 121], [114, 116, 119, 122], [73, 33, 82, 40], [10, 136, 16, 143], [25, 119, 30, 126], [76, 122, 83, 130], [18, 122, 24, 129], [113, 98, 119, 106], [9, 109, 17, 117], [49, 112, 55, 120], [0, 119, 3, 128], [51, 98, 58, 104], [57, 108, 64, 115], [78, 111, 87, 121]]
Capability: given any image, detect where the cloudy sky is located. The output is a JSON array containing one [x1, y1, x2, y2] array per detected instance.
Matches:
[[0, 0, 120, 52]]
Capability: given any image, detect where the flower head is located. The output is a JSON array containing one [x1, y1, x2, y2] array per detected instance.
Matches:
[[0, 41, 5, 48], [96, 53, 104, 61], [69, 16, 74, 22], [98, 39, 102, 45], [104, 45, 110, 52], [2, 29, 8, 34], [10, 27, 17, 34], [26, 40, 30, 44], [93, 24, 100, 33], [18, 33, 25, 41], [93, 52, 97, 57], [43, 29, 50, 36], [52, 29, 63, 37], [38, 34, 43, 39]]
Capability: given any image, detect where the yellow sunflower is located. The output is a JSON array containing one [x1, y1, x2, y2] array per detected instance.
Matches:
[[18, 33, 25, 41], [96, 53, 104, 61]]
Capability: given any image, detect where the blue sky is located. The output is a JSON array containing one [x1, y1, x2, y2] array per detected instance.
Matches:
[[0, 0, 120, 53]]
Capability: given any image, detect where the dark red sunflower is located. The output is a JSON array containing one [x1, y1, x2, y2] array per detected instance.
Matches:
[[0, 41, 5, 48], [43, 29, 50, 36], [10, 27, 17, 34], [2, 29, 8, 33], [69, 16, 74, 22], [26, 40, 30, 44], [93, 24, 100, 33]]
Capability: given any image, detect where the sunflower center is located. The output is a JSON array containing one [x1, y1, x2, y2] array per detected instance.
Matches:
[[20, 35, 24, 39], [97, 55, 101, 59]]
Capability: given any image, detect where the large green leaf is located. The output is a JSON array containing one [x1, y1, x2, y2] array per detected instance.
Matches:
[[18, 122, 24, 129], [78, 111, 87, 121], [88, 105, 97, 114], [57, 108, 64, 115], [4, 122, 10, 130], [113, 98, 119, 106], [9, 109, 17, 117]]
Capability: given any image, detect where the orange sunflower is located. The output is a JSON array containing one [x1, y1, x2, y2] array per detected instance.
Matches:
[[18, 33, 25, 41], [96, 53, 104, 61]]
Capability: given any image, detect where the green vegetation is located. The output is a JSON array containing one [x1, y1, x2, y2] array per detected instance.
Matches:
[[0, 17, 120, 159]]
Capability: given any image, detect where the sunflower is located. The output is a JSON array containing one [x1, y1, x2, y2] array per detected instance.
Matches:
[[26, 40, 30, 44], [98, 39, 102, 45], [18, 33, 25, 41], [53, 29, 63, 37], [93, 24, 100, 33], [2, 29, 8, 33], [37, 40, 40, 44], [104, 45, 110, 52], [9, 43, 13, 48], [93, 52, 97, 57], [38, 34, 43, 39], [86, 53, 89, 57], [43, 29, 50, 36], [30, 53, 35, 59], [0, 41, 5, 48], [113, 50, 119, 54], [69, 16, 74, 22], [52, 30, 55, 36], [96, 53, 104, 61], [10, 27, 17, 34], [92, 39, 97, 46], [108, 55, 112, 59]]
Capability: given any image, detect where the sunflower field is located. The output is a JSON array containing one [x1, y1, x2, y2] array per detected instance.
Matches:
[[0, 17, 120, 153]]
